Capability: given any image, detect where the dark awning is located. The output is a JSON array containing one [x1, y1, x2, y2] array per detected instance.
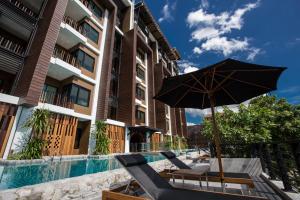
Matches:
[[128, 126, 161, 134]]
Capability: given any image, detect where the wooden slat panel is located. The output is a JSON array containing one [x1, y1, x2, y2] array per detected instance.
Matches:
[[42, 114, 78, 156], [0, 103, 17, 158], [107, 124, 125, 154], [151, 133, 160, 151]]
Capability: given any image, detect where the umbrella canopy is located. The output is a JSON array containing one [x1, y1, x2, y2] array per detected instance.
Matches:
[[154, 58, 286, 109], [154, 58, 286, 183]]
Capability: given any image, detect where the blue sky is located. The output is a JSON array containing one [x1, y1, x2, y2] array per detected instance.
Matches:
[[144, 0, 300, 125]]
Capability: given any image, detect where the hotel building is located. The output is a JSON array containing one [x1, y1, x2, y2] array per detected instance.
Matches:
[[0, 0, 187, 158]]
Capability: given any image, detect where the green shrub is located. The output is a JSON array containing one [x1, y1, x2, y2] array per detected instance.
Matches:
[[93, 120, 110, 155]]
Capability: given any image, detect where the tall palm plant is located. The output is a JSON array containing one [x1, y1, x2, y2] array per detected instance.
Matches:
[[21, 109, 51, 159], [24, 108, 51, 139]]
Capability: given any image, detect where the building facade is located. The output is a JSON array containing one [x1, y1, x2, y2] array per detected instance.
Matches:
[[0, 0, 187, 158]]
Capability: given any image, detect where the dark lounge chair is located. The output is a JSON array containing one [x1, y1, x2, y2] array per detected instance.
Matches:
[[160, 151, 255, 188], [102, 154, 266, 200]]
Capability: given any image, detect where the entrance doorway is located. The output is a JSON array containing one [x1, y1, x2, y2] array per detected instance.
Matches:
[[130, 132, 146, 152]]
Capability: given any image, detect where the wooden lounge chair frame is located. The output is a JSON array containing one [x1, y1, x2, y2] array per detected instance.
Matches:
[[102, 154, 266, 200], [160, 151, 255, 189]]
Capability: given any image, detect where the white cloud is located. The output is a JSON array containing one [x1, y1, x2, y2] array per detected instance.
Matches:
[[201, 0, 209, 9], [187, 122, 197, 126], [187, 1, 261, 60], [191, 27, 220, 41], [193, 47, 203, 54], [158, 1, 177, 23], [200, 37, 249, 56], [185, 108, 204, 118], [247, 48, 261, 61], [177, 60, 199, 74]]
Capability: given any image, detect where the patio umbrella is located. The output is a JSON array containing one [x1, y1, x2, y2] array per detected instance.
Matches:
[[154, 58, 286, 182]]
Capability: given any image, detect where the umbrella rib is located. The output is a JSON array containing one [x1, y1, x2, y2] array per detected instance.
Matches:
[[190, 73, 208, 91], [174, 81, 198, 107], [213, 78, 238, 104], [217, 68, 283, 73], [182, 83, 207, 93], [212, 71, 235, 92], [154, 82, 184, 98], [210, 68, 216, 90], [215, 72, 272, 90]]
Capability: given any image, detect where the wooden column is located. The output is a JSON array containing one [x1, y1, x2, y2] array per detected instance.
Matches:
[[209, 96, 224, 182]]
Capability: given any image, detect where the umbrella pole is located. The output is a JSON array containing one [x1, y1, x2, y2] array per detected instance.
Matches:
[[209, 97, 224, 185]]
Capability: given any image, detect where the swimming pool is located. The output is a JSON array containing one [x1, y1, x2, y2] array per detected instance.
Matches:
[[0, 153, 166, 190]]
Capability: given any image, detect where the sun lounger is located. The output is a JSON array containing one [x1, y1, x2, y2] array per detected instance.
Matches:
[[160, 151, 255, 188], [102, 154, 266, 200]]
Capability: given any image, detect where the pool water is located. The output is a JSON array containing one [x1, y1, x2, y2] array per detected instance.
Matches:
[[0, 153, 166, 190]]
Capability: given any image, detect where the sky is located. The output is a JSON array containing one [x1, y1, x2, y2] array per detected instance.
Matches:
[[143, 0, 300, 126]]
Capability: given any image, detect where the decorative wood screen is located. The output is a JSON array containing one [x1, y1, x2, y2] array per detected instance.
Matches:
[[106, 124, 125, 154], [0, 103, 17, 158], [151, 133, 161, 151], [42, 114, 78, 156]]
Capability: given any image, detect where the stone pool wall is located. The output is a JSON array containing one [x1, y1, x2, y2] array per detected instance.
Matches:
[[0, 156, 191, 200]]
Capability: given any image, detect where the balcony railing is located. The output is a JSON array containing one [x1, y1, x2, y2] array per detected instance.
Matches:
[[0, 35, 25, 56], [53, 45, 79, 68], [7, 0, 38, 19], [39, 90, 74, 109], [62, 16, 85, 35]]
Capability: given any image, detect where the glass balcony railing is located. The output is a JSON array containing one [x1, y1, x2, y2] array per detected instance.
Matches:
[[39, 90, 74, 109], [0, 35, 25, 56]]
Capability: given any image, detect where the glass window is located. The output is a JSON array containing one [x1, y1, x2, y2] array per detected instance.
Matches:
[[136, 85, 145, 101], [75, 50, 95, 72], [136, 109, 145, 122], [88, 0, 103, 19], [74, 128, 82, 149], [43, 84, 58, 104], [82, 23, 99, 43], [70, 85, 79, 102], [136, 66, 145, 80], [137, 50, 145, 63], [62, 84, 90, 107]]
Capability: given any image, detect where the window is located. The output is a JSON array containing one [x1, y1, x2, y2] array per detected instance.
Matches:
[[108, 106, 117, 120], [136, 66, 145, 81], [63, 84, 90, 107], [75, 50, 95, 72], [42, 84, 58, 104], [136, 85, 145, 101], [82, 23, 99, 43], [88, 0, 103, 19], [74, 128, 83, 149], [166, 119, 170, 132], [137, 50, 145, 63], [136, 109, 145, 123]]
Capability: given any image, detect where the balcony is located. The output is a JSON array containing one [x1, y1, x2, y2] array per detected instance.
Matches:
[[48, 45, 95, 84], [57, 16, 100, 55], [53, 45, 79, 68], [7, 0, 38, 19], [0, 34, 25, 74], [0, 0, 37, 36], [0, 35, 25, 56], [39, 90, 74, 109]]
